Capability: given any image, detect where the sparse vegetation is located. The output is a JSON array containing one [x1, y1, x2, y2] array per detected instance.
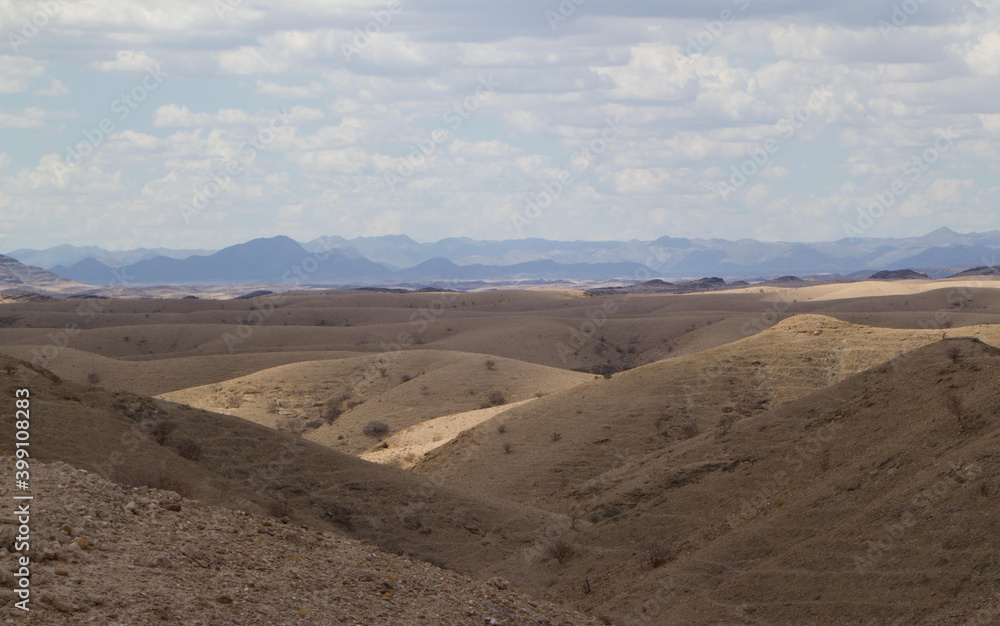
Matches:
[[946, 345, 963, 363], [363, 420, 391, 439], [485, 359, 496, 371], [551, 432, 562, 442], [642, 542, 671, 568], [544, 538, 575, 564], [0, 315, 22, 328], [149, 420, 176, 445], [268, 498, 294, 519], [486, 389, 506, 406], [717, 414, 737, 438], [502, 442, 513, 454], [496, 423, 507, 434], [944, 394, 965, 431], [173, 437, 202, 461], [87, 372, 101, 385]]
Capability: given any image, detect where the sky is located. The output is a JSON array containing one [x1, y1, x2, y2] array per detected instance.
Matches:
[[0, 0, 998, 251]]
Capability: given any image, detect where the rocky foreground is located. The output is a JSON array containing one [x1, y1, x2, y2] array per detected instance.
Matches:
[[0, 457, 594, 625]]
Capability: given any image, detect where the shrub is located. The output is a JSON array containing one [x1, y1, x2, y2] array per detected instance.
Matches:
[[716, 414, 737, 438], [268, 499, 294, 519], [502, 442, 513, 454], [551, 432, 562, 442], [485, 359, 497, 371], [496, 423, 507, 434], [305, 419, 324, 429], [87, 372, 101, 385], [363, 421, 390, 439], [642, 542, 671, 568], [946, 346, 962, 363], [486, 389, 506, 406], [173, 437, 202, 461], [400, 374, 412, 383], [149, 420, 176, 445], [545, 539, 575, 564]]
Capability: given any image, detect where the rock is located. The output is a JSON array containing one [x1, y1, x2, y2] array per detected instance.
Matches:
[[0, 526, 14, 551], [487, 577, 510, 590], [124, 501, 137, 513], [55, 568, 70, 576], [138, 554, 170, 568], [73, 537, 90, 550], [216, 594, 234, 604], [51, 597, 74, 613], [162, 502, 182, 512]]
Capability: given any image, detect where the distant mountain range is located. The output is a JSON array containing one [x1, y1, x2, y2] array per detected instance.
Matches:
[[7, 227, 1000, 287]]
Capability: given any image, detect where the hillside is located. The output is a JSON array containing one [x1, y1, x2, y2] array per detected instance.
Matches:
[[425, 338, 1000, 623], [0, 255, 89, 295], [0, 355, 569, 585], [158, 351, 592, 455], [413, 314, 1000, 509], [0, 457, 594, 624]]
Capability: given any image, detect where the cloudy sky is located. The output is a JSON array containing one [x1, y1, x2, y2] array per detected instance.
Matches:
[[1, 0, 998, 250]]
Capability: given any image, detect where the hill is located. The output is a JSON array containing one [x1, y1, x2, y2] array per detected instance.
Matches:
[[423, 337, 1000, 623], [0, 355, 571, 587], [0, 255, 89, 295], [157, 351, 593, 455], [0, 456, 594, 624]]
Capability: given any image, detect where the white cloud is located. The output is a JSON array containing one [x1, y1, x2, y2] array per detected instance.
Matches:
[[32, 79, 70, 97], [255, 79, 325, 97], [92, 50, 159, 72], [0, 56, 45, 94]]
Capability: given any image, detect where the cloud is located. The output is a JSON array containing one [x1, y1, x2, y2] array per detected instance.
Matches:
[[255, 79, 325, 97], [0, 56, 45, 94], [92, 50, 160, 72], [32, 78, 70, 96]]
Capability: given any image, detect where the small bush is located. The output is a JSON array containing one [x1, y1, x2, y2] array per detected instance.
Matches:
[[642, 542, 671, 568], [545, 539, 575, 564], [305, 419, 324, 429], [496, 423, 507, 434], [946, 346, 963, 363], [363, 421, 390, 439], [87, 372, 101, 385], [149, 420, 176, 445], [485, 359, 497, 371], [502, 442, 513, 454], [716, 414, 737, 438], [268, 499, 294, 519], [173, 437, 202, 461], [400, 374, 412, 383], [551, 432, 562, 442], [486, 389, 506, 406]]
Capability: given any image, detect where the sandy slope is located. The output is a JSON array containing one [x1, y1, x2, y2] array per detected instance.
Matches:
[[360, 399, 533, 468], [157, 351, 593, 455]]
